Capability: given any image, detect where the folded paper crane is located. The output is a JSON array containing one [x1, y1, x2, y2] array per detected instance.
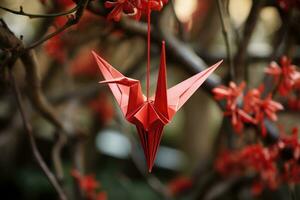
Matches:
[[92, 42, 222, 172]]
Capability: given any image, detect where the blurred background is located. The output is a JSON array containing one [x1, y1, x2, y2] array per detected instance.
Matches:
[[0, 0, 299, 200]]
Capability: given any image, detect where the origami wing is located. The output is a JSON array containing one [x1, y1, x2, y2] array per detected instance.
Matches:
[[92, 51, 145, 117], [167, 60, 223, 119]]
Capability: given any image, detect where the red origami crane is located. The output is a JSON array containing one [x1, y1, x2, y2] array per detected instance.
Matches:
[[94, 0, 221, 172], [92, 42, 222, 172]]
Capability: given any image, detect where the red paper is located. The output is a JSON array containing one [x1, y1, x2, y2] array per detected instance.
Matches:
[[93, 42, 222, 172]]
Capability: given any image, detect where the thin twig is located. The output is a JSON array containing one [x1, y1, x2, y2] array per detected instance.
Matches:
[[52, 132, 67, 183], [20, 50, 65, 130], [233, 0, 265, 81], [0, 5, 78, 19], [25, 0, 89, 50], [9, 69, 68, 200], [216, 0, 234, 80]]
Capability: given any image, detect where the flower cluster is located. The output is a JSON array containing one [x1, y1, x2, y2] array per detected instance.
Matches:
[[215, 144, 278, 195], [104, 0, 168, 21], [212, 82, 283, 135], [72, 170, 107, 200], [215, 128, 300, 195], [265, 56, 300, 96]]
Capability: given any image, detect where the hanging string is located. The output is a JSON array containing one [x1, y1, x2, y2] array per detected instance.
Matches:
[[146, 1, 151, 101]]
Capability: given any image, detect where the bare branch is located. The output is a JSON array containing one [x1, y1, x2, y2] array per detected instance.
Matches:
[[25, 0, 89, 50], [52, 133, 68, 183], [0, 5, 78, 19], [9, 69, 68, 200], [233, 0, 265, 81], [20, 50, 65, 130], [216, 0, 234, 80]]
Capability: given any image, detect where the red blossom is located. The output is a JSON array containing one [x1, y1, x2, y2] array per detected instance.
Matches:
[[254, 94, 283, 137], [167, 176, 193, 196], [105, 0, 168, 21], [277, 127, 300, 159], [215, 128, 300, 194], [278, 128, 300, 183], [288, 97, 300, 111], [265, 56, 300, 96], [215, 145, 279, 194], [44, 12, 101, 63], [44, 35, 66, 63], [213, 81, 245, 110], [213, 82, 257, 133], [243, 86, 283, 136], [44, 17, 69, 63], [213, 81, 283, 135], [215, 150, 244, 175], [251, 181, 264, 196], [282, 160, 300, 183], [96, 192, 108, 200], [69, 50, 99, 77], [89, 93, 115, 125], [225, 108, 256, 133], [72, 170, 99, 198]]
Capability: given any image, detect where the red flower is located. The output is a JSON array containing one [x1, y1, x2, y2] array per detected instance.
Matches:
[[213, 81, 245, 110], [278, 128, 300, 183], [72, 170, 99, 197], [96, 192, 107, 200], [255, 94, 284, 136], [225, 108, 256, 133], [69, 50, 99, 77], [277, 127, 300, 159], [242, 85, 283, 136], [216, 128, 300, 193], [44, 17, 69, 63], [89, 93, 115, 125], [167, 176, 193, 196], [265, 56, 300, 96], [288, 97, 300, 111], [215, 145, 279, 195], [71, 170, 107, 200], [251, 181, 264, 196], [213, 82, 256, 133], [215, 150, 244, 175], [44, 35, 66, 63], [105, 0, 168, 21], [282, 160, 300, 183], [105, 0, 141, 21]]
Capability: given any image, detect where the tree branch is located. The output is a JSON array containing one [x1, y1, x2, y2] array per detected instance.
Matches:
[[0, 5, 78, 19], [9, 69, 68, 200], [25, 0, 89, 50], [233, 0, 265, 81], [20, 50, 65, 130], [216, 0, 234, 81]]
